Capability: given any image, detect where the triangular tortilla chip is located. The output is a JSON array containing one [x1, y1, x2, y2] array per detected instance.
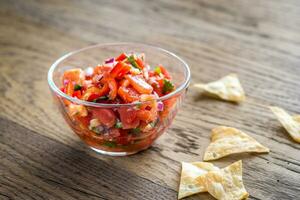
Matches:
[[178, 162, 219, 199], [270, 106, 300, 143], [200, 160, 249, 200], [194, 74, 245, 103], [204, 126, 269, 161], [293, 115, 300, 123]]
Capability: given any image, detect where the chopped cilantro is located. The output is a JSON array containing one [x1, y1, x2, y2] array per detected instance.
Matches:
[[127, 55, 139, 69], [162, 79, 174, 94], [103, 141, 117, 148], [92, 96, 109, 102], [74, 84, 82, 91], [115, 121, 123, 129], [154, 66, 161, 74], [130, 127, 141, 135]]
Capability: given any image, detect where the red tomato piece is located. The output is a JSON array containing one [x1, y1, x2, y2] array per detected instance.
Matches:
[[105, 77, 117, 100], [76, 113, 92, 128], [108, 128, 121, 138], [159, 65, 171, 79], [160, 96, 177, 118], [119, 79, 130, 87], [115, 53, 127, 61], [81, 85, 109, 101], [126, 75, 153, 94], [63, 68, 83, 84], [118, 86, 139, 103], [137, 94, 158, 122], [94, 65, 112, 76], [137, 110, 152, 122], [117, 64, 131, 79], [60, 87, 65, 93], [118, 107, 140, 129], [73, 90, 82, 99], [91, 108, 116, 128], [66, 81, 74, 96], [136, 57, 145, 69], [110, 62, 131, 79]]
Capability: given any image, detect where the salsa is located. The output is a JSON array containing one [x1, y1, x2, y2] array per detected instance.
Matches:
[[59, 52, 177, 153]]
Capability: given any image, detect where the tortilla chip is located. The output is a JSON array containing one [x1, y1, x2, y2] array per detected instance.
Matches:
[[293, 115, 300, 123], [204, 126, 269, 161], [194, 74, 245, 103], [178, 162, 219, 199], [200, 160, 249, 200], [270, 106, 300, 143]]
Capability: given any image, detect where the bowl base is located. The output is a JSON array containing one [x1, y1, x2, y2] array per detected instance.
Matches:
[[90, 147, 138, 156]]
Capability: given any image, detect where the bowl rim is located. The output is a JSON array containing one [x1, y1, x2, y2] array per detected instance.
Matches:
[[47, 42, 191, 107]]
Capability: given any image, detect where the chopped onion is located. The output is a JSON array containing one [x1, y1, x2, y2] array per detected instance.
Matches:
[[63, 79, 69, 85], [157, 101, 164, 111], [84, 67, 94, 77], [105, 58, 114, 64]]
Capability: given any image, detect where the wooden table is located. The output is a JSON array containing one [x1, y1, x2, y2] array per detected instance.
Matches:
[[1, 0, 300, 199]]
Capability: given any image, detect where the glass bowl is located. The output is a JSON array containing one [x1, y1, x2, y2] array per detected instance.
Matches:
[[48, 43, 190, 156]]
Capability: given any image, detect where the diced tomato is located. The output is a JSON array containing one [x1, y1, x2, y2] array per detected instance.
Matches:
[[160, 96, 177, 118], [94, 65, 113, 76], [66, 81, 74, 96], [118, 86, 139, 103], [126, 75, 153, 94], [105, 77, 117, 100], [110, 62, 131, 79], [137, 108, 157, 123], [108, 128, 121, 138], [150, 77, 164, 97], [68, 104, 88, 117], [118, 107, 140, 129], [137, 94, 158, 122], [91, 108, 116, 128], [136, 57, 145, 69], [73, 90, 82, 99], [119, 79, 130, 87], [148, 71, 155, 77], [116, 136, 129, 145], [76, 113, 92, 128], [115, 53, 127, 61], [117, 65, 131, 79], [63, 68, 83, 84], [137, 110, 152, 122], [118, 107, 137, 123], [81, 85, 109, 101], [60, 87, 65, 93], [158, 65, 171, 79]]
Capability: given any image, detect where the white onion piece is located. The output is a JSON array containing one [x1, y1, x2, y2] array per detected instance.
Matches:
[[84, 67, 94, 77]]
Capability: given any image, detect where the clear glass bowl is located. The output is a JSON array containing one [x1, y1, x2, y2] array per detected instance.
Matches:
[[48, 43, 190, 156]]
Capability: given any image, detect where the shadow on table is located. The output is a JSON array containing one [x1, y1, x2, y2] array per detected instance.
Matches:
[[28, 137, 177, 200]]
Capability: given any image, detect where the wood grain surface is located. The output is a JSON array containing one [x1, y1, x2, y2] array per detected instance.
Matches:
[[1, 0, 300, 199]]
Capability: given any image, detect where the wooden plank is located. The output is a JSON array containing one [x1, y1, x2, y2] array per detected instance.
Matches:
[[0, 117, 177, 200]]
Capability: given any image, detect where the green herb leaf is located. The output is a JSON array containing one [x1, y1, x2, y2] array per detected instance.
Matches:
[[74, 84, 82, 91], [162, 79, 174, 94], [127, 55, 139, 69], [92, 96, 109, 102], [115, 121, 123, 129], [154, 66, 161, 75], [130, 127, 141, 135], [103, 141, 117, 148]]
